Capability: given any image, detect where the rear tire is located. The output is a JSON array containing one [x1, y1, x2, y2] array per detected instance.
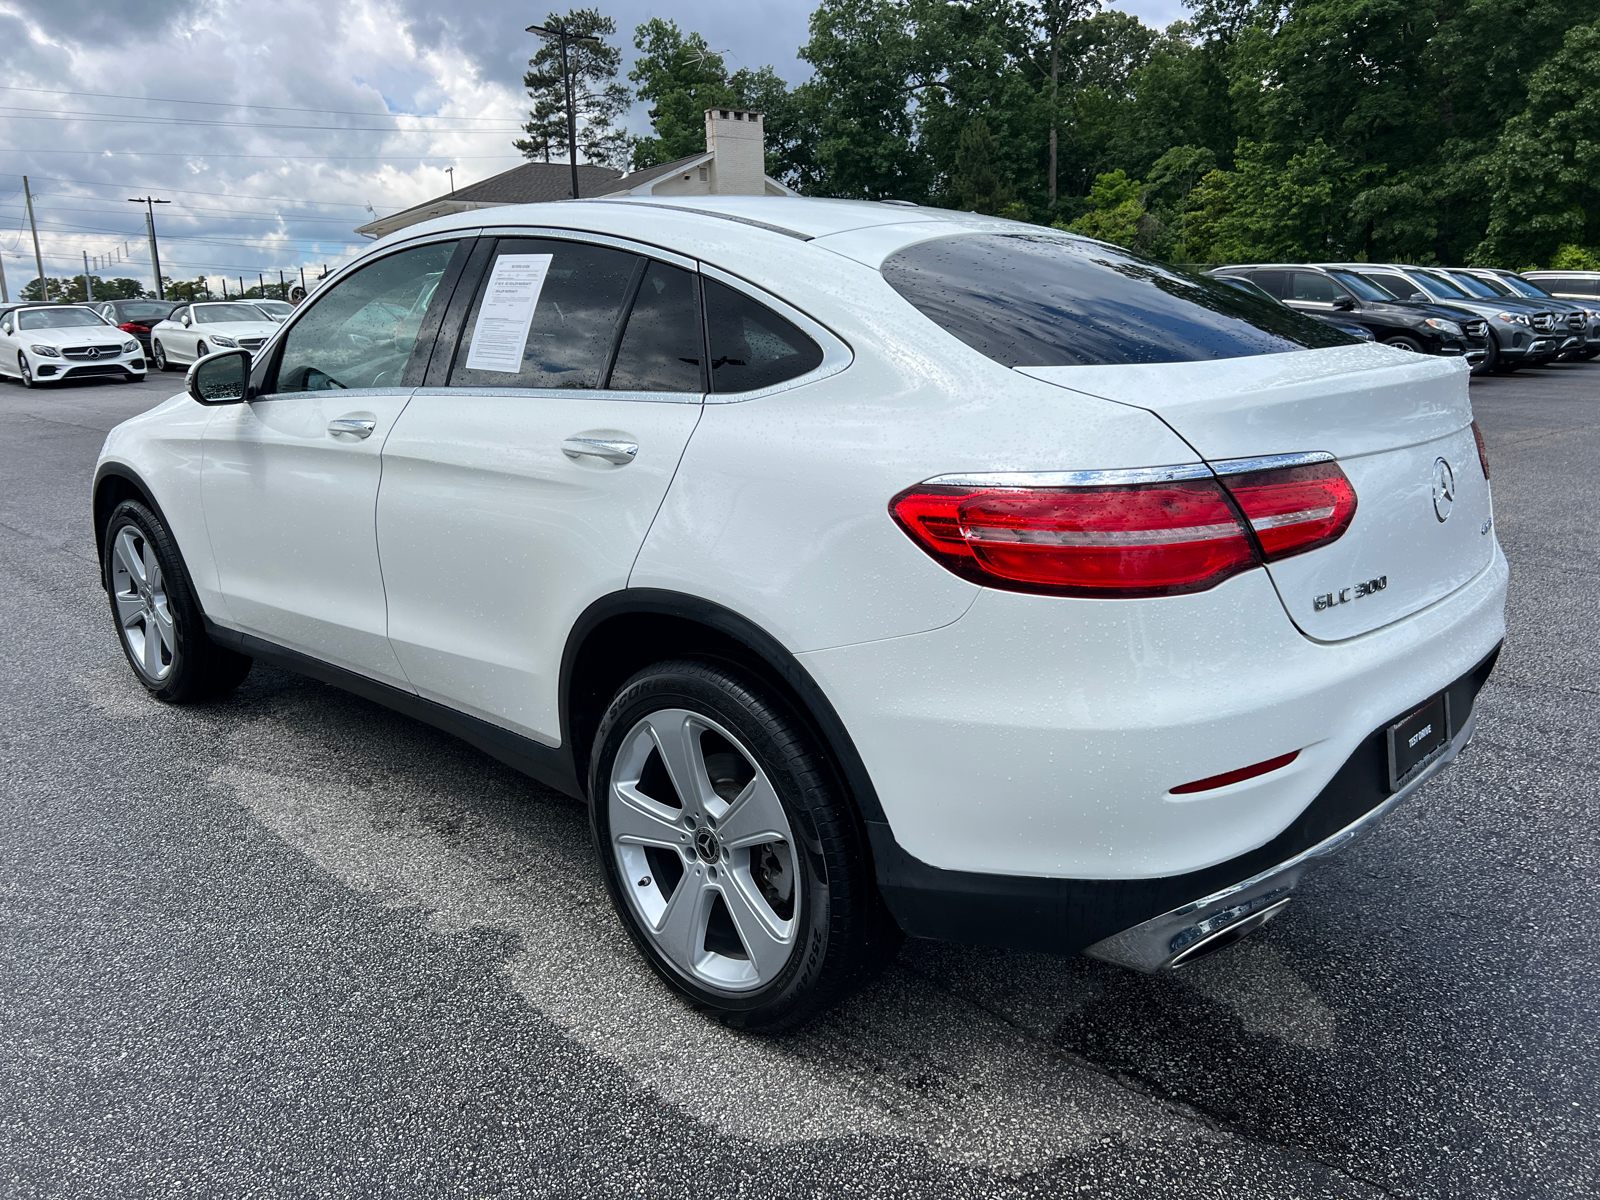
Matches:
[[103, 499, 252, 703], [589, 658, 899, 1032]]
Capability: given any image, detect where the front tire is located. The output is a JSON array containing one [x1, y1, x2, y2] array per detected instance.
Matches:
[[103, 499, 252, 703], [152, 340, 171, 372], [589, 659, 897, 1032], [1383, 334, 1425, 354], [195, 340, 208, 358], [1472, 336, 1499, 376], [19, 352, 39, 388]]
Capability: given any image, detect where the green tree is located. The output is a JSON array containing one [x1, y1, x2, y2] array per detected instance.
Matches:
[[628, 19, 740, 168], [515, 9, 632, 171], [1477, 21, 1600, 267]]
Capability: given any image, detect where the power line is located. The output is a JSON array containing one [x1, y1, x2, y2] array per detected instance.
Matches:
[[4, 150, 525, 161], [0, 84, 522, 124], [0, 174, 385, 208], [0, 106, 522, 134]]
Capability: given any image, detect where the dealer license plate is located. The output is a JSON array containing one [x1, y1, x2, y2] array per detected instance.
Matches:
[[1387, 691, 1451, 791]]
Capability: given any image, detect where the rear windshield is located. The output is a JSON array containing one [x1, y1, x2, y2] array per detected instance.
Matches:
[[115, 302, 175, 320], [881, 233, 1354, 367]]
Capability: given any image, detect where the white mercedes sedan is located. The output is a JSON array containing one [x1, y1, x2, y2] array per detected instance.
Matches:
[[0, 305, 144, 387], [93, 197, 1507, 1030], [149, 302, 279, 371]]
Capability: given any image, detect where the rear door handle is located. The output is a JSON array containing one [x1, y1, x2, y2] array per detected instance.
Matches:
[[561, 437, 638, 465], [328, 417, 376, 439]]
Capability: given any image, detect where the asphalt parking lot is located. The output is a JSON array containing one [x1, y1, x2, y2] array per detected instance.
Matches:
[[2, 361, 1597, 1199]]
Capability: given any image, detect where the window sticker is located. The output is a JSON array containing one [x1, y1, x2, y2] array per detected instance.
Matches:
[[465, 254, 553, 373]]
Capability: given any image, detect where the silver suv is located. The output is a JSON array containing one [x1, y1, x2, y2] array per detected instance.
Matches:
[[1456, 269, 1599, 362]]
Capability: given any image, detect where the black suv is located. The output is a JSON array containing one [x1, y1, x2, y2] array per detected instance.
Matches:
[[95, 299, 179, 356], [1210, 265, 1489, 369]]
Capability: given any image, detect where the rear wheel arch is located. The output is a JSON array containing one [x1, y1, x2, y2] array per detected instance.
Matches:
[[560, 592, 889, 837]]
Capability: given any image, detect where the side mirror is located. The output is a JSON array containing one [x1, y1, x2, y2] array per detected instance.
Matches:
[[181, 313, 192, 326], [187, 348, 251, 405], [1333, 296, 1356, 310], [1409, 293, 1429, 303]]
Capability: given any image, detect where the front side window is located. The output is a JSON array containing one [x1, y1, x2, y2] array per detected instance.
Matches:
[[1328, 271, 1396, 301], [274, 240, 458, 393], [450, 238, 639, 389], [883, 234, 1353, 368], [17, 308, 106, 329], [1362, 273, 1417, 300], [1413, 270, 1471, 300], [1291, 273, 1342, 303], [704, 278, 823, 392]]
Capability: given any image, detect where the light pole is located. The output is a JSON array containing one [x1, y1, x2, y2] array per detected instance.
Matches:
[[83, 250, 94, 302], [526, 20, 602, 200], [446, 166, 455, 195], [128, 196, 170, 299], [23, 176, 46, 302]]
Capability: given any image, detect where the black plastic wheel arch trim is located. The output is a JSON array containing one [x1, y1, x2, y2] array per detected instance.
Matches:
[[872, 642, 1501, 956]]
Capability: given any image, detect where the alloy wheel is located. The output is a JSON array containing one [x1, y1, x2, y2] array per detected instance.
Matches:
[[19, 352, 35, 388], [152, 340, 167, 371], [110, 526, 175, 681], [608, 709, 801, 993]]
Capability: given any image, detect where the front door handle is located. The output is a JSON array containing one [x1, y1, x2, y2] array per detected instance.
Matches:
[[561, 437, 638, 465], [328, 417, 376, 439]]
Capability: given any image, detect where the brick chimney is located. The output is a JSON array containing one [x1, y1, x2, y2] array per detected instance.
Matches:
[[704, 109, 767, 195]]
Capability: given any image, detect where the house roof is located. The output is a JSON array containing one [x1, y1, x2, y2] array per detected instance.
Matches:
[[355, 160, 624, 238], [596, 153, 711, 196]]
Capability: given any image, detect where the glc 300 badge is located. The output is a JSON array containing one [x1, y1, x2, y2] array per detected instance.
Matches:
[[1314, 576, 1387, 612]]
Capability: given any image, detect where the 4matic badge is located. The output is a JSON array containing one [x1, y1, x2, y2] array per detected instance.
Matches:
[[1314, 575, 1387, 612]]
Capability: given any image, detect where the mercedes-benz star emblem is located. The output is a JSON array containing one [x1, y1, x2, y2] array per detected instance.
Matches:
[[1432, 457, 1455, 522], [85, 347, 100, 359], [694, 827, 721, 864]]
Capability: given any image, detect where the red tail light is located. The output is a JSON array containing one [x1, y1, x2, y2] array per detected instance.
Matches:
[[892, 459, 1357, 598], [890, 480, 1257, 598], [1217, 462, 1357, 561], [1470, 420, 1490, 479], [119, 322, 150, 334]]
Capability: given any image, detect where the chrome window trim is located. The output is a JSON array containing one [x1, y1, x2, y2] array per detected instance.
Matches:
[[697, 262, 853, 404], [475, 224, 700, 272], [1209, 451, 1336, 476], [410, 384, 702, 406]]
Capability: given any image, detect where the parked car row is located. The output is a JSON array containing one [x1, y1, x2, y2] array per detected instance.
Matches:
[[1210, 263, 1600, 376]]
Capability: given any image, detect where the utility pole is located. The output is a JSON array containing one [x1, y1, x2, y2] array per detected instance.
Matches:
[[128, 196, 170, 299], [23, 176, 47, 302], [83, 250, 94, 302], [0, 251, 9, 303], [446, 167, 455, 195], [526, 20, 602, 200]]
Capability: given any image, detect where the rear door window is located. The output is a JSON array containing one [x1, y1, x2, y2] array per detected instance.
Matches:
[[607, 261, 704, 392], [704, 278, 824, 393], [882, 234, 1352, 368], [450, 238, 640, 389]]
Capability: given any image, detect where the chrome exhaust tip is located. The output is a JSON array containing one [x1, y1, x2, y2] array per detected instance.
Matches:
[[1167, 895, 1291, 969]]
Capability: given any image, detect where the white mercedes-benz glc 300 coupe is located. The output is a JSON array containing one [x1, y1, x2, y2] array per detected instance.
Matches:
[[94, 198, 1507, 1029], [1, 305, 145, 386], [149, 301, 280, 372]]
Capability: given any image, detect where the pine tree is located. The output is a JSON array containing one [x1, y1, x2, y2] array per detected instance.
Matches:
[[515, 9, 633, 172]]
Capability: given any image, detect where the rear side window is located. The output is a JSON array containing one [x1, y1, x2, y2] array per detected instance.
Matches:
[[607, 261, 704, 392], [704, 278, 824, 393], [882, 234, 1352, 368], [451, 238, 639, 389]]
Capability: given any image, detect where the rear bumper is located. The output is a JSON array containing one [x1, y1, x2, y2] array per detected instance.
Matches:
[[865, 643, 1500, 959]]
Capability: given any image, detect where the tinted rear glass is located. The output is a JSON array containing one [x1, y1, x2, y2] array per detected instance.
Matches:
[[882, 234, 1352, 367], [704, 278, 824, 393]]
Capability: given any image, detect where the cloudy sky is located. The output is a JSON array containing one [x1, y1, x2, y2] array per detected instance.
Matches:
[[0, 0, 1187, 297]]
